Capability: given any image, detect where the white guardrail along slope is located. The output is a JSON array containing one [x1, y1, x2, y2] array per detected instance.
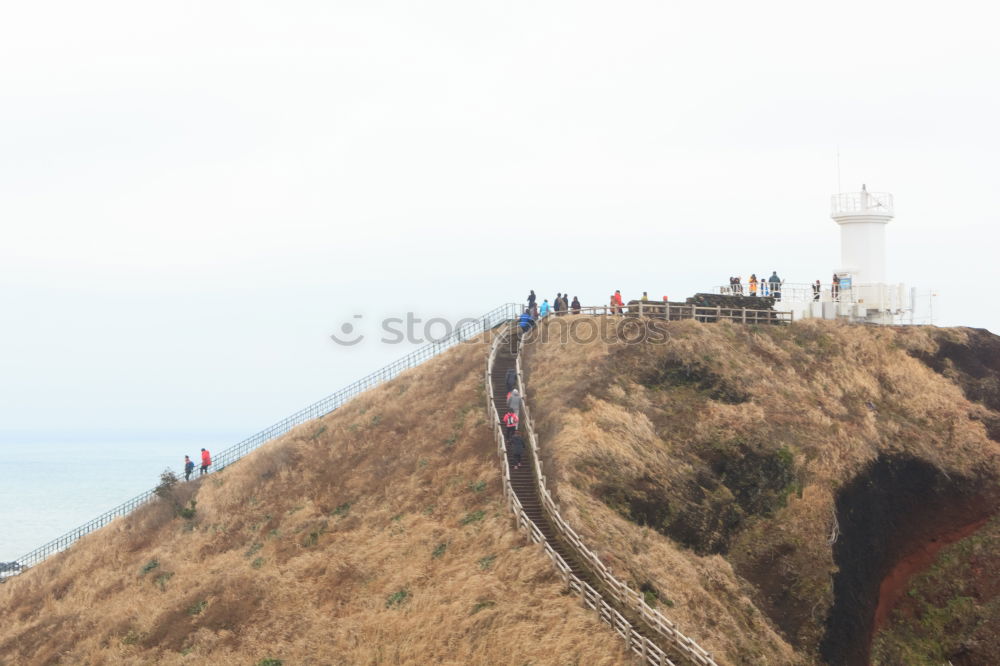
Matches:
[[3, 304, 522, 578]]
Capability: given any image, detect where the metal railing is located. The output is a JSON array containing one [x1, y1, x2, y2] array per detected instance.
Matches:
[[487, 325, 718, 666], [717, 282, 840, 303], [714, 282, 926, 316], [531, 303, 791, 325], [830, 190, 893, 217], [3, 303, 521, 578]]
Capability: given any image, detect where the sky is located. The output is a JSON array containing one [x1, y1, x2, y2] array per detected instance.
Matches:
[[1, 0, 998, 444]]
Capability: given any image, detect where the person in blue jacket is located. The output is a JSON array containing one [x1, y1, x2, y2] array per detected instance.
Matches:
[[518, 309, 534, 332], [184, 455, 195, 481], [539, 299, 550, 317]]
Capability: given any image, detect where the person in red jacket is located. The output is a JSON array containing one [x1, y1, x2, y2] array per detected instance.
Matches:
[[502, 410, 519, 441], [200, 448, 212, 476]]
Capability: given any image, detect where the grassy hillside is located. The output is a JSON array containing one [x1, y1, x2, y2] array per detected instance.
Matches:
[[0, 338, 631, 665], [522, 318, 1000, 665]]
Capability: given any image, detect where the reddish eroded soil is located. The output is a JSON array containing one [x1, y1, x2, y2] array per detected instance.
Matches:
[[821, 457, 996, 666], [872, 516, 990, 632]]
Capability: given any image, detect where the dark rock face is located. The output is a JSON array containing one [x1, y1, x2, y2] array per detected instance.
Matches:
[[820, 456, 994, 666], [637, 357, 749, 404], [909, 328, 1000, 441], [685, 293, 777, 310], [598, 442, 794, 556]]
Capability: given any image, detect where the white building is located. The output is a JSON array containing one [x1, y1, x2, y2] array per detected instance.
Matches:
[[717, 186, 934, 324]]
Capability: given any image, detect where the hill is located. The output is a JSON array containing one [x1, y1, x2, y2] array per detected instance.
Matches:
[[5, 317, 999, 666], [0, 337, 630, 665], [522, 318, 1000, 665]]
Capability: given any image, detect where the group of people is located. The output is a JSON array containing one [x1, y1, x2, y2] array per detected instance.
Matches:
[[525, 290, 582, 318], [182, 448, 212, 481], [520, 290, 669, 330], [811, 274, 843, 301], [728, 272, 783, 299], [502, 367, 525, 469]]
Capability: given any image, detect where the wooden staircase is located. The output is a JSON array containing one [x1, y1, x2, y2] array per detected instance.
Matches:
[[488, 327, 706, 666], [489, 337, 594, 582]]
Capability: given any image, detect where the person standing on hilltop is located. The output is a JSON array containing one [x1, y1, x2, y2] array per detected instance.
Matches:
[[200, 448, 212, 476], [832, 273, 841, 301], [539, 299, 551, 317], [768, 271, 782, 300], [527, 290, 536, 308], [614, 290, 624, 313], [813, 280, 821, 301], [571, 296, 581, 314], [184, 455, 195, 481], [553, 293, 563, 315], [749, 274, 758, 297]]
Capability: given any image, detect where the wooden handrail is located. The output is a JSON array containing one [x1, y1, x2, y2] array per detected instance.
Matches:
[[523, 303, 791, 323], [487, 325, 718, 666], [511, 326, 718, 665]]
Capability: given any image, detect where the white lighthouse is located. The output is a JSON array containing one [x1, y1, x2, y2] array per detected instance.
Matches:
[[830, 184, 894, 285], [712, 183, 933, 324]]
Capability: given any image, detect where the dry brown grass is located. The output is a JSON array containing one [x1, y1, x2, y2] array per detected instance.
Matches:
[[521, 317, 1000, 665], [0, 338, 632, 665]]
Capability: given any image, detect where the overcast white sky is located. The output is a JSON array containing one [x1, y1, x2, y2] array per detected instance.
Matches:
[[1, 1, 998, 443]]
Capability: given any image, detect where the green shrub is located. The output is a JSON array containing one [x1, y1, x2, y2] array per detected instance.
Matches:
[[460, 510, 485, 525], [154, 470, 179, 500], [178, 500, 197, 520], [470, 600, 495, 614], [385, 588, 410, 608], [432, 543, 448, 559], [140, 559, 159, 575], [187, 600, 207, 616], [154, 572, 174, 590]]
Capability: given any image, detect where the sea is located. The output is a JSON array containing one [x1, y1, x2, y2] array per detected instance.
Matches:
[[0, 440, 220, 563]]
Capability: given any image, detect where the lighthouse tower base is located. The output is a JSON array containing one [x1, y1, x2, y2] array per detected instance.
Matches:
[[780, 282, 934, 325]]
